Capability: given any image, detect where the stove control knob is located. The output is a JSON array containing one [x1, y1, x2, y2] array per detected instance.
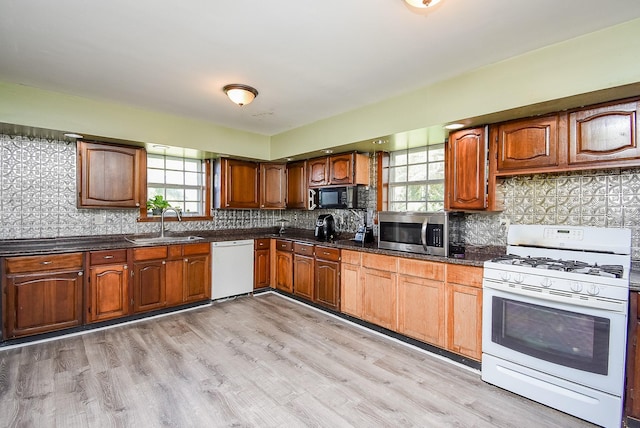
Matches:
[[587, 284, 600, 296], [500, 272, 511, 282], [570, 282, 583, 293], [540, 277, 553, 288], [513, 274, 525, 284]]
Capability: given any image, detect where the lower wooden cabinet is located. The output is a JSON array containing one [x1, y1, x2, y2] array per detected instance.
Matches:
[[397, 259, 446, 347], [87, 254, 130, 323], [254, 239, 270, 289], [293, 242, 315, 300], [314, 246, 340, 310], [3, 253, 84, 339], [275, 240, 293, 293], [361, 254, 398, 331], [445, 264, 483, 361], [340, 250, 362, 317], [625, 292, 640, 423], [132, 259, 167, 313]]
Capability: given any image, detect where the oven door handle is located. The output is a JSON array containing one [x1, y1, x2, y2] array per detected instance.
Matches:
[[421, 218, 429, 252]]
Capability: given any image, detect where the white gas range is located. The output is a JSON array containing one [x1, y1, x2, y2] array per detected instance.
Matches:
[[482, 225, 631, 428]]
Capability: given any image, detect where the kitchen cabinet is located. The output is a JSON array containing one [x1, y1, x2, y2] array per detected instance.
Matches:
[[254, 239, 271, 289], [87, 249, 130, 323], [165, 243, 211, 305], [314, 246, 340, 311], [361, 253, 397, 331], [260, 163, 287, 209], [214, 158, 260, 209], [492, 115, 560, 173], [445, 127, 489, 211], [275, 240, 293, 293], [77, 141, 145, 209], [3, 253, 84, 339], [340, 250, 362, 317], [286, 160, 308, 209], [308, 152, 370, 188], [293, 242, 315, 301], [132, 246, 168, 313], [625, 291, 640, 424], [445, 264, 483, 361], [569, 98, 640, 167], [397, 258, 445, 347]]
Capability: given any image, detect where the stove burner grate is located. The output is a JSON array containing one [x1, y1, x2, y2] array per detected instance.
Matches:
[[490, 255, 624, 278]]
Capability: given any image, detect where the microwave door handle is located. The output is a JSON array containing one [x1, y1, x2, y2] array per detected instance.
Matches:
[[421, 218, 429, 252]]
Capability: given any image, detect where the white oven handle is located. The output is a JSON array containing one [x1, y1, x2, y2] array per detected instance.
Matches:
[[483, 279, 628, 314]]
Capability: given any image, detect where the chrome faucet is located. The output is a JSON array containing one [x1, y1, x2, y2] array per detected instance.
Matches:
[[160, 207, 182, 238]]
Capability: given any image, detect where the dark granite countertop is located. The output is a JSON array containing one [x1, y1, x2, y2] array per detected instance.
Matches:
[[0, 228, 499, 268]]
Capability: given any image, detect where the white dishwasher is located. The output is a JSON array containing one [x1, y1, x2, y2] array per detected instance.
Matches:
[[211, 240, 254, 300]]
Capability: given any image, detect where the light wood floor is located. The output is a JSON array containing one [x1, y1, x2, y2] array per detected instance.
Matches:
[[0, 293, 595, 427]]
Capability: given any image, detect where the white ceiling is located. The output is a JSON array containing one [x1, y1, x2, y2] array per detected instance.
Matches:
[[2, 0, 640, 137]]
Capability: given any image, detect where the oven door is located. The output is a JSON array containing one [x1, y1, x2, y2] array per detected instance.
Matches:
[[482, 282, 627, 396]]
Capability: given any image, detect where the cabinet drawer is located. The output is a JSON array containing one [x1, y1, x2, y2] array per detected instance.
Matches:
[[183, 242, 210, 256], [276, 240, 293, 252], [446, 264, 483, 288], [6, 252, 83, 274], [294, 242, 314, 255], [89, 249, 128, 266], [398, 258, 444, 281], [315, 246, 340, 262], [132, 246, 168, 261], [341, 249, 361, 265], [255, 239, 270, 250], [362, 253, 397, 272]]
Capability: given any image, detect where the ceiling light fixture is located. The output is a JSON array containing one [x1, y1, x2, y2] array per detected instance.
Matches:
[[404, 0, 442, 8], [444, 123, 465, 130], [64, 132, 83, 139], [223, 84, 258, 106]]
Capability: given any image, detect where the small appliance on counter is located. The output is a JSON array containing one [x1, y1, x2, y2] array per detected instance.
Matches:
[[353, 225, 374, 244], [314, 214, 336, 241]]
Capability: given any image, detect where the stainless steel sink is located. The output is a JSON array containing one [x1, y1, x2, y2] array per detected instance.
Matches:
[[124, 235, 204, 245]]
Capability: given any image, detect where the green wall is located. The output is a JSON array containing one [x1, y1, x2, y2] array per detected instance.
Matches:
[[1, 18, 640, 161]]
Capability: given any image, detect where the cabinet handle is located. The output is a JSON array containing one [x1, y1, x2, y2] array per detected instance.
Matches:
[[124, 265, 128, 270], [184, 258, 189, 262], [41, 261, 53, 265], [78, 272, 83, 276], [162, 261, 166, 265], [323, 252, 330, 255], [103, 255, 114, 259]]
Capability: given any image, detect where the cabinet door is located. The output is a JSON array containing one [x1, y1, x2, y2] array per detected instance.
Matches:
[[569, 99, 640, 166], [260, 163, 287, 209], [275, 251, 293, 293], [626, 292, 640, 420], [397, 275, 445, 347], [216, 159, 260, 209], [77, 141, 143, 208], [315, 259, 340, 310], [361, 267, 397, 331], [254, 248, 270, 289], [446, 283, 482, 360], [132, 260, 166, 313], [5, 271, 83, 338], [446, 127, 487, 210], [183, 255, 211, 302], [286, 160, 308, 209], [328, 153, 354, 185], [496, 115, 559, 172], [308, 157, 329, 187], [88, 264, 129, 323], [341, 262, 362, 317], [293, 254, 314, 301]]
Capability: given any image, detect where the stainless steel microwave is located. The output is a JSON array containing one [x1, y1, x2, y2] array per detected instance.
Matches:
[[378, 211, 448, 256]]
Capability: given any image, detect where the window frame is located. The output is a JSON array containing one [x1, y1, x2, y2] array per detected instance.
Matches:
[[138, 155, 212, 222]]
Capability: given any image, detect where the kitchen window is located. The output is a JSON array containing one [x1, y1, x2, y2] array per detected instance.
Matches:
[[144, 154, 212, 220], [388, 145, 445, 212]]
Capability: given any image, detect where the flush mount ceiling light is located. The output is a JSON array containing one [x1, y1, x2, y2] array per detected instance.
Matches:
[[64, 132, 83, 139], [223, 84, 258, 106], [404, 0, 442, 8], [444, 123, 465, 130]]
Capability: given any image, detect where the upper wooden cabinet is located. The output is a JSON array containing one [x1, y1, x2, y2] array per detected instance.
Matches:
[[308, 153, 370, 188], [260, 163, 287, 209], [286, 160, 308, 209], [77, 141, 145, 208], [445, 127, 489, 211], [569, 99, 640, 167], [493, 114, 560, 173], [214, 158, 260, 209]]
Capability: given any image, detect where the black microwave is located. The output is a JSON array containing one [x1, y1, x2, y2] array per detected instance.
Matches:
[[317, 186, 358, 209]]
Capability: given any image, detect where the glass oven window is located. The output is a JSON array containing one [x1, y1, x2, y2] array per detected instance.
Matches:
[[491, 297, 610, 375]]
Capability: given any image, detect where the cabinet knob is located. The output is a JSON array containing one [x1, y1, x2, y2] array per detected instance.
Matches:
[[184, 258, 189, 262], [41, 261, 53, 265], [124, 265, 128, 270], [135, 202, 140, 207], [78, 272, 83, 276], [103, 255, 114, 259], [162, 261, 166, 265]]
